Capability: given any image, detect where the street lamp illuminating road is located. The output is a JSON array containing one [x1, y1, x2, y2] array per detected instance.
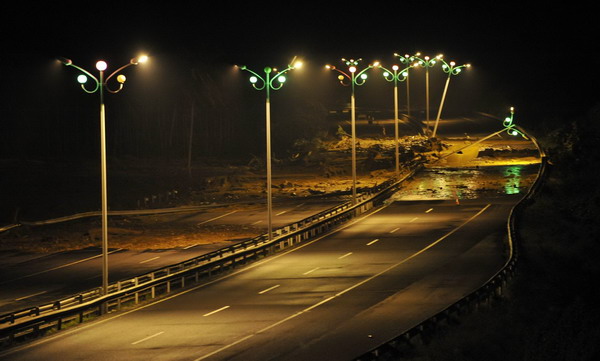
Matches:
[[59, 55, 148, 301], [238, 59, 302, 242], [377, 63, 412, 177], [432, 58, 471, 138], [326, 58, 377, 204], [412, 53, 443, 135]]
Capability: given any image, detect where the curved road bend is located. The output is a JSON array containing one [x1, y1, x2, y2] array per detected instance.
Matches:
[[1, 196, 518, 361]]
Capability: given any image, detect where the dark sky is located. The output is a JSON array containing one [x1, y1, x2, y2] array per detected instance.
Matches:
[[2, 2, 598, 124]]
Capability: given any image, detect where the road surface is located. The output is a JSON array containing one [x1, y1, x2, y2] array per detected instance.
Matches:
[[0, 195, 522, 361], [0, 199, 342, 314]]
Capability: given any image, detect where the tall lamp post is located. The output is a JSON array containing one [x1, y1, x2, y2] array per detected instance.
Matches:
[[59, 55, 148, 300], [413, 53, 443, 135], [326, 58, 376, 204], [432, 58, 470, 138], [376, 63, 412, 177], [394, 53, 417, 117], [238, 59, 302, 242]]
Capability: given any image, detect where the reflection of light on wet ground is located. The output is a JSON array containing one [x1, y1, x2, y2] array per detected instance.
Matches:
[[393, 164, 540, 201], [503, 166, 522, 195]]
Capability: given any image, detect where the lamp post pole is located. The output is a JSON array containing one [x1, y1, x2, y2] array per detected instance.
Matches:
[[326, 58, 375, 204], [239, 60, 302, 242], [377, 63, 411, 177], [394, 53, 416, 118], [432, 59, 470, 138], [60, 55, 147, 302], [413, 54, 443, 135]]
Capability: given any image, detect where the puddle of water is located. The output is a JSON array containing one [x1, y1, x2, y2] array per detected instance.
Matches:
[[392, 164, 541, 201]]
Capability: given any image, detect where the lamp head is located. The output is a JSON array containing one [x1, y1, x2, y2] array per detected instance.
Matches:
[[58, 57, 72, 66], [131, 55, 149, 65], [96, 61, 107, 71]]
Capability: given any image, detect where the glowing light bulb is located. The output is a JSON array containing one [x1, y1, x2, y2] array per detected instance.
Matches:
[[96, 61, 107, 71]]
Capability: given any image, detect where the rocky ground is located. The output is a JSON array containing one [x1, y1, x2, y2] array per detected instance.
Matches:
[[0, 135, 541, 253]]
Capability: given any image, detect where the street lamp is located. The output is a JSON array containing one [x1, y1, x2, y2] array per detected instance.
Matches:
[[412, 53, 443, 135], [238, 59, 302, 242], [376, 63, 412, 177], [326, 58, 376, 204], [503, 106, 526, 138], [435, 107, 526, 163], [59, 55, 148, 301], [432, 58, 471, 138], [394, 53, 417, 117]]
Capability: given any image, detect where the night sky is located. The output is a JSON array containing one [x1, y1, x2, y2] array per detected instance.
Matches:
[[1, 2, 598, 159]]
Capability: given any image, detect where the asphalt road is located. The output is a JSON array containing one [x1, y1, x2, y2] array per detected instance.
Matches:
[[0, 196, 517, 361], [0, 199, 342, 314]]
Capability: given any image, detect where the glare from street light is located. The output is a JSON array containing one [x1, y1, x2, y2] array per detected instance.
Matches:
[[96, 61, 107, 71]]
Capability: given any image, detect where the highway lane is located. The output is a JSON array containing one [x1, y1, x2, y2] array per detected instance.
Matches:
[[0, 197, 515, 361], [0, 199, 342, 314]]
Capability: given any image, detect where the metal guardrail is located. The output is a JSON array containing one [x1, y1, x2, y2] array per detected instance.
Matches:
[[0, 164, 422, 348], [354, 128, 548, 360]]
